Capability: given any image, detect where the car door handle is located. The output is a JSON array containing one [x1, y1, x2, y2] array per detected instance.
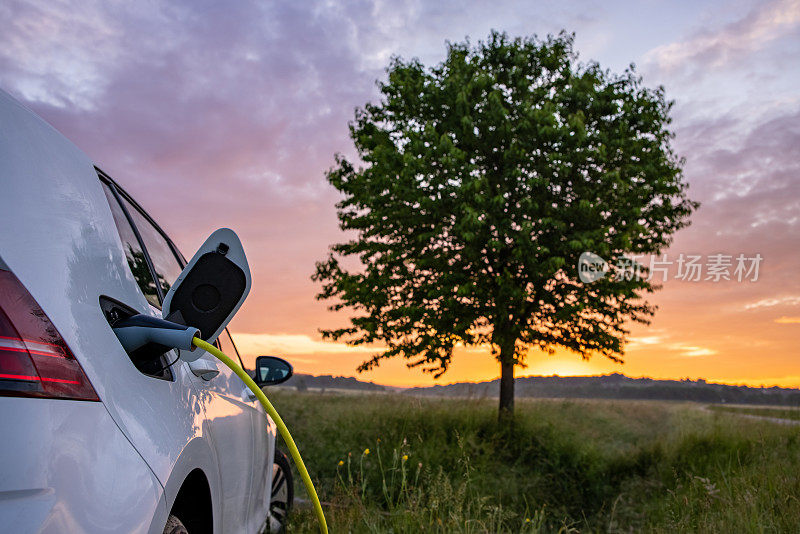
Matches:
[[188, 359, 220, 381], [242, 386, 258, 402]]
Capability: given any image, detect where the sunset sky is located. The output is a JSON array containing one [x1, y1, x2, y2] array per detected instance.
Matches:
[[1, 0, 798, 387]]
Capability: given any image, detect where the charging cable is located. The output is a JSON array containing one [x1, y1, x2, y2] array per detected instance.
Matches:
[[192, 338, 328, 534]]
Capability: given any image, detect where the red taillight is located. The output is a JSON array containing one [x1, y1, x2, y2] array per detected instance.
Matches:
[[0, 269, 99, 401]]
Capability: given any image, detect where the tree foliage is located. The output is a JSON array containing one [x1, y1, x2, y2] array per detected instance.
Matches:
[[313, 31, 696, 413]]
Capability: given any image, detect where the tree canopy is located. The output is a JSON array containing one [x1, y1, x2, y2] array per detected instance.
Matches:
[[313, 31, 696, 416]]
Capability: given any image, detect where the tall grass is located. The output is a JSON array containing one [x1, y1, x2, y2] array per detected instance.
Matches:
[[267, 391, 800, 532]]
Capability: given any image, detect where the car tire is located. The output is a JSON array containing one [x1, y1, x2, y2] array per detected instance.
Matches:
[[163, 514, 189, 534], [268, 448, 294, 533]]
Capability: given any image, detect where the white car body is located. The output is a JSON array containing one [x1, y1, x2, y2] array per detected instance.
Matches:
[[0, 89, 277, 533]]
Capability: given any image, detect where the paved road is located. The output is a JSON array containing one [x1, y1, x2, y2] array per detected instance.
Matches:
[[702, 405, 800, 426]]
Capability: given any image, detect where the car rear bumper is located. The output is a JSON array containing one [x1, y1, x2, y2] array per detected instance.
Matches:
[[0, 397, 166, 534]]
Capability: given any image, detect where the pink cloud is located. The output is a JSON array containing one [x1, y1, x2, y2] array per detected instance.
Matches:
[[645, 0, 800, 77]]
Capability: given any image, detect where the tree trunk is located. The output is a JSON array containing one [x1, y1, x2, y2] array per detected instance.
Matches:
[[498, 346, 515, 421]]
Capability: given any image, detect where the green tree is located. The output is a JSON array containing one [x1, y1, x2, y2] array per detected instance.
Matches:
[[313, 32, 696, 418]]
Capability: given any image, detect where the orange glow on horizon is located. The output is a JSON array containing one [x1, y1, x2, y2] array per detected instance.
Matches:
[[232, 316, 800, 390]]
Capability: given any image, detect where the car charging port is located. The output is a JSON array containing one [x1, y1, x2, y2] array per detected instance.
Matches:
[[100, 296, 176, 380]]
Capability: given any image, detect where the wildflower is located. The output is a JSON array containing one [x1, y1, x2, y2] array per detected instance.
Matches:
[[338, 460, 344, 467], [525, 518, 531, 523], [402, 455, 408, 461], [363, 448, 370, 455], [417, 462, 422, 469], [377, 438, 381, 443]]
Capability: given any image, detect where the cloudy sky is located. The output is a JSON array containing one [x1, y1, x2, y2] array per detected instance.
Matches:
[[1, 0, 798, 386]]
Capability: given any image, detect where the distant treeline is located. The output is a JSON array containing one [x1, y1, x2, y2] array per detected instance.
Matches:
[[280, 373, 386, 392], [277, 372, 800, 406], [405, 373, 800, 406]]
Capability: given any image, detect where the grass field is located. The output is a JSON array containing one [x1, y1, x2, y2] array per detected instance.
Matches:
[[268, 391, 800, 533]]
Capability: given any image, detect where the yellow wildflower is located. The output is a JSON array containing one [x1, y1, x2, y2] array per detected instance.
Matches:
[[402, 455, 409, 461], [363, 448, 370, 455], [338, 460, 344, 467]]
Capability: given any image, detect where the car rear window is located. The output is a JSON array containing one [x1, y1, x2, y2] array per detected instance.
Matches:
[[102, 182, 161, 307], [118, 197, 183, 298]]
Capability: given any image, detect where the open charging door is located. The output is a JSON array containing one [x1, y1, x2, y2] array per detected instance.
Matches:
[[163, 228, 251, 362]]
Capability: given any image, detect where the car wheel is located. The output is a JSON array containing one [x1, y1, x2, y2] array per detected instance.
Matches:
[[163, 514, 189, 534], [268, 448, 294, 532]]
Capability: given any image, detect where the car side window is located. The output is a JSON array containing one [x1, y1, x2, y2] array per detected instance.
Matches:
[[218, 329, 247, 369], [119, 198, 183, 299], [217, 329, 235, 355], [102, 183, 161, 307]]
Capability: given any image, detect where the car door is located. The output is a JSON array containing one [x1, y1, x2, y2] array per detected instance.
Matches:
[[191, 337, 257, 533], [217, 330, 275, 531]]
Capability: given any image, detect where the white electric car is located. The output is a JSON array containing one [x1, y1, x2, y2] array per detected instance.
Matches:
[[0, 88, 295, 533]]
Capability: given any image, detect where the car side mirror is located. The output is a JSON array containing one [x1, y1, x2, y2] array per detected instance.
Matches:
[[254, 356, 293, 386], [162, 228, 250, 360]]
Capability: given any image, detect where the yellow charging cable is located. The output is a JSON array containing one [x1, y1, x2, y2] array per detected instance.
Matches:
[[192, 338, 328, 534]]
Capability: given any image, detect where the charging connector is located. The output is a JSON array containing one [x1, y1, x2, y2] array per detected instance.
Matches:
[[112, 314, 200, 362]]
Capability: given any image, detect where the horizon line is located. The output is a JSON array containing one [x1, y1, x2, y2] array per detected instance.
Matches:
[[290, 371, 800, 391]]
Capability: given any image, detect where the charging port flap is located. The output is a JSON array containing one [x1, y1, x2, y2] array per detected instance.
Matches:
[[162, 228, 251, 345]]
